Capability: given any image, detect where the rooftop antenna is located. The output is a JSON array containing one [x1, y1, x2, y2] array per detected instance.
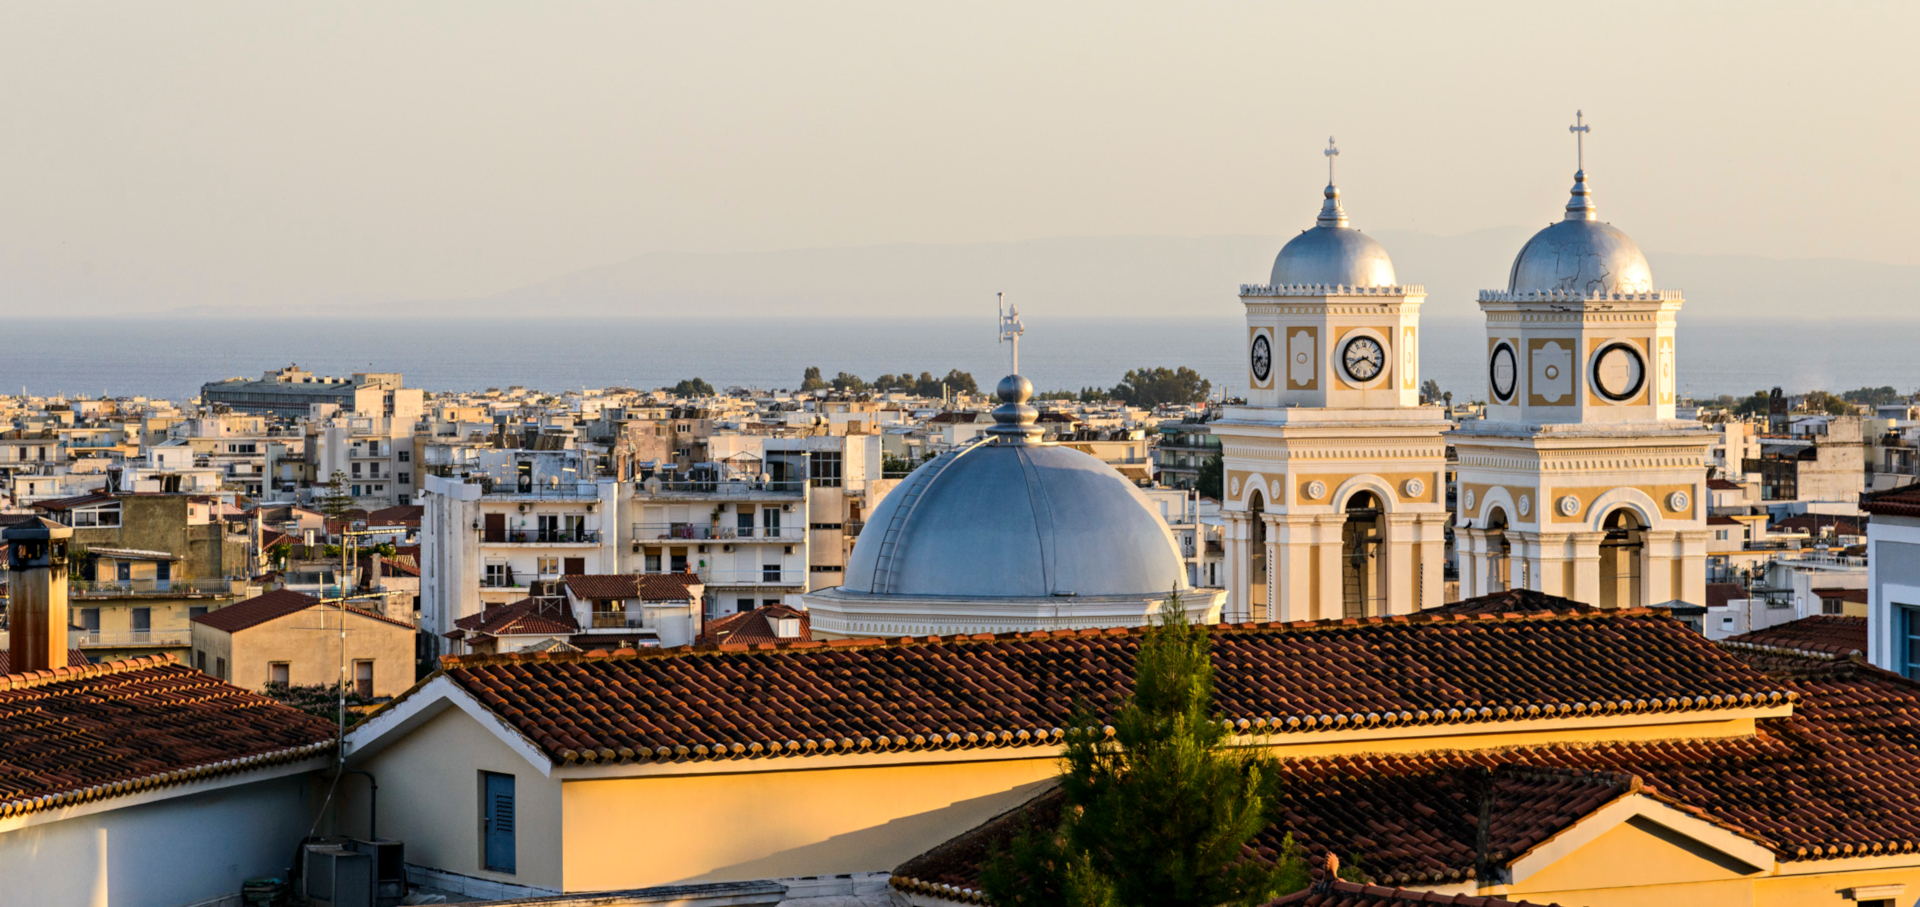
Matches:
[[997, 292, 1024, 375]]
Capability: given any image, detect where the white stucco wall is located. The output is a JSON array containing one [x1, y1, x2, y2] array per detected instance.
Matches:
[[0, 770, 318, 907]]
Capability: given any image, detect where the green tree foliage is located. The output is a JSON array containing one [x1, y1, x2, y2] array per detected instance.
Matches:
[[832, 372, 869, 393], [1731, 391, 1773, 418], [673, 377, 716, 397], [1420, 379, 1443, 405], [800, 366, 827, 392], [1110, 367, 1212, 409], [1197, 453, 1223, 501], [318, 470, 357, 518], [1841, 386, 1903, 406], [865, 370, 978, 397], [882, 452, 919, 476], [981, 603, 1310, 907]]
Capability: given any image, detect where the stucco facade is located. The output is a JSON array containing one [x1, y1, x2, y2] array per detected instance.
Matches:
[[191, 601, 416, 696]]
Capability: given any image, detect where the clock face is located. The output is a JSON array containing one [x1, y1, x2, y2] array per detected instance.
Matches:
[[1342, 335, 1385, 383], [1489, 343, 1517, 401], [1592, 342, 1646, 402], [1250, 334, 1272, 383]]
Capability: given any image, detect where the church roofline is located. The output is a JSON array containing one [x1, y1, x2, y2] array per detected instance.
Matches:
[[1478, 289, 1682, 303], [1242, 283, 1426, 297]]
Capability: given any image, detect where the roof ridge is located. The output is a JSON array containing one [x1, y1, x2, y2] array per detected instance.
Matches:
[[438, 608, 1664, 668], [0, 653, 175, 691]]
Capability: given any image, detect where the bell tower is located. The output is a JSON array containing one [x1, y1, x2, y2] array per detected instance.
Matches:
[[1451, 113, 1713, 610], [1214, 140, 1450, 622]]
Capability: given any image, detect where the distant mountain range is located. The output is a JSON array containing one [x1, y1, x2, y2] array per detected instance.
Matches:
[[175, 229, 1920, 321]]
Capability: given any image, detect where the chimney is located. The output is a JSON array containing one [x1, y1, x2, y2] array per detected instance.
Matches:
[[5, 517, 73, 673]]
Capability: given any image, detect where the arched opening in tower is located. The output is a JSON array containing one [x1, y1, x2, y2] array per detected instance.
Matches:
[[1342, 491, 1386, 617], [1485, 507, 1512, 594], [1600, 508, 1648, 610], [1247, 490, 1267, 621]]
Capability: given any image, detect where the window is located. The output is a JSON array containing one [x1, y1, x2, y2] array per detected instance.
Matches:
[[215, 657, 227, 680], [156, 560, 171, 582], [809, 451, 842, 488], [537, 556, 559, 576], [196, 650, 206, 673], [670, 552, 688, 573], [644, 553, 661, 573], [131, 608, 151, 633], [352, 485, 363, 496], [809, 564, 841, 573], [188, 606, 207, 620], [1823, 597, 1844, 616], [762, 598, 781, 609], [1714, 529, 1729, 541], [762, 562, 782, 582], [537, 514, 560, 541], [482, 772, 516, 874], [399, 472, 411, 485], [484, 563, 511, 587], [398, 450, 410, 462], [352, 462, 362, 478], [270, 662, 290, 686], [116, 562, 131, 582], [1901, 606, 1920, 680], [354, 661, 373, 698], [80, 608, 100, 632], [737, 597, 756, 613], [763, 508, 781, 535]]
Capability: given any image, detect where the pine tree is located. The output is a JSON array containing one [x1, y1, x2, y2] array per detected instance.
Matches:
[[318, 470, 357, 518], [981, 600, 1308, 907]]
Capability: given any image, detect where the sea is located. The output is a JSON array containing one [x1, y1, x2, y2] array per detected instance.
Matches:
[[7, 316, 1915, 404]]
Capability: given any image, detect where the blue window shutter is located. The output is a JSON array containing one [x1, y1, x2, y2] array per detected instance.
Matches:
[[483, 772, 516, 873]]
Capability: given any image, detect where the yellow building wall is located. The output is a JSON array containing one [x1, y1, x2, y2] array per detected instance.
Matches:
[[346, 707, 565, 891], [558, 758, 1059, 891], [199, 606, 415, 697]]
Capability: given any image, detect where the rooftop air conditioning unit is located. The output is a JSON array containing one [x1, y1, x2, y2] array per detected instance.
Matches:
[[782, 504, 792, 512], [723, 544, 734, 553], [784, 545, 794, 555], [698, 544, 709, 553]]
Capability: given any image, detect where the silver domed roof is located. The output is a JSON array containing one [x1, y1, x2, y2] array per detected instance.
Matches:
[[839, 378, 1187, 599], [1269, 184, 1397, 288], [1507, 170, 1652, 294]]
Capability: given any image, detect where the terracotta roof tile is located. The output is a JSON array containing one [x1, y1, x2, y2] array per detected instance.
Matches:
[[435, 610, 1785, 766], [1422, 589, 1591, 616], [0, 657, 335, 818], [454, 597, 579, 637], [365, 504, 423, 525], [1704, 582, 1746, 610], [1724, 615, 1867, 658], [635, 572, 704, 601], [697, 605, 810, 645], [0, 649, 89, 674], [564, 574, 639, 600], [894, 660, 1920, 893], [191, 589, 319, 632], [1864, 482, 1920, 518]]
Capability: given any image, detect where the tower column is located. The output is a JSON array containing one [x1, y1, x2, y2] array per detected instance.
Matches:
[[1313, 514, 1345, 620], [1418, 513, 1449, 610], [1274, 515, 1315, 622], [1677, 529, 1712, 607], [1644, 529, 1679, 606], [1222, 515, 1247, 622], [1456, 527, 1483, 600], [1569, 532, 1605, 606], [1533, 532, 1568, 600], [1386, 513, 1418, 616]]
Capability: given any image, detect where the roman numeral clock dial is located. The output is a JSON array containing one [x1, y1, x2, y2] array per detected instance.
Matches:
[[1341, 336, 1384, 383]]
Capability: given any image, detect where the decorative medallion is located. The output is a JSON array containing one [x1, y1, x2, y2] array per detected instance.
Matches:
[[1229, 477, 1239, 496], [1305, 480, 1327, 501], [1517, 495, 1532, 517], [1250, 333, 1272, 384], [1557, 495, 1580, 517], [1271, 480, 1282, 498], [1463, 489, 1476, 511], [1667, 490, 1691, 512], [1402, 478, 1425, 498], [1341, 335, 1386, 383], [1592, 342, 1646, 402]]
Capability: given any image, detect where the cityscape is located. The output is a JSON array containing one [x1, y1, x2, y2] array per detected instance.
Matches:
[[3, 5, 1919, 907]]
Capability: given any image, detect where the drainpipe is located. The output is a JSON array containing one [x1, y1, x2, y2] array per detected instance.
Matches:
[[346, 769, 378, 840]]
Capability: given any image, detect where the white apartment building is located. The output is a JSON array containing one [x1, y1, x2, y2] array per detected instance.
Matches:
[[418, 451, 619, 648], [1866, 485, 1920, 679], [309, 412, 421, 507], [621, 461, 810, 619]]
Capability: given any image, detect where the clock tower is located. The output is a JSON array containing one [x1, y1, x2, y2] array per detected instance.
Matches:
[[1213, 141, 1451, 622], [1450, 114, 1713, 609]]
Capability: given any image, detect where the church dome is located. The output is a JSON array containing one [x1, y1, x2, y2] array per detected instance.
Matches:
[[1507, 170, 1652, 295], [1269, 184, 1397, 288], [839, 420, 1187, 599]]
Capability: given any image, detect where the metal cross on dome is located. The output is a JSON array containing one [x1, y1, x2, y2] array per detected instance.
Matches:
[[1324, 135, 1339, 183], [997, 291, 1024, 375], [1569, 110, 1590, 170]]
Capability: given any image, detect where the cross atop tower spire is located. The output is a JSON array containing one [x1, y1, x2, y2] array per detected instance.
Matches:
[[1569, 110, 1590, 172], [1324, 136, 1340, 185], [1315, 136, 1348, 229]]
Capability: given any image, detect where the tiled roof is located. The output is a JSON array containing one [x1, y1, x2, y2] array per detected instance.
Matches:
[[435, 610, 1787, 766], [1704, 582, 1746, 610], [892, 660, 1920, 893], [1723, 615, 1867, 658], [1863, 482, 1920, 518], [193, 589, 415, 633], [191, 589, 319, 632], [1706, 478, 1744, 491], [0, 656, 335, 818], [1422, 589, 1591, 616], [636, 572, 703, 601], [0, 649, 89, 674], [365, 504, 423, 525], [1774, 514, 1864, 537], [453, 597, 579, 638], [565, 574, 639, 600], [31, 492, 117, 512], [697, 604, 810, 645], [1811, 588, 1868, 604], [1269, 881, 1563, 906]]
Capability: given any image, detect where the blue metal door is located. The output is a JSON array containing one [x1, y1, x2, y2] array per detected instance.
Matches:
[[483, 772, 515, 873]]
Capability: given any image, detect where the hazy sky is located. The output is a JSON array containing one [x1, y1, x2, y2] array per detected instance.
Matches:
[[2, 2, 1915, 312]]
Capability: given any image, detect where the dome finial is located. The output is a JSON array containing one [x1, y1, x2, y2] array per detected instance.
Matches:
[[1317, 136, 1348, 228], [990, 296, 1042, 444], [1565, 111, 1596, 221]]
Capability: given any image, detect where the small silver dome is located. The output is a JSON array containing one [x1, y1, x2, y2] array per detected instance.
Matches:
[[839, 437, 1188, 599], [1507, 170, 1652, 294], [1269, 184, 1397, 288]]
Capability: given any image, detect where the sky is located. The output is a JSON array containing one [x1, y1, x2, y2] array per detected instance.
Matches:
[[1, 2, 1915, 313]]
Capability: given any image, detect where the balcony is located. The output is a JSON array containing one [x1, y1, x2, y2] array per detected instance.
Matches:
[[591, 612, 647, 630], [78, 628, 192, 647], [70, 578, 240, 598], [632, 523, 803, 542], [695, 569, 807, 587], [633, 478, 805, 500], [481, 481, 604, 501], [488, 529, 603, 545]]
